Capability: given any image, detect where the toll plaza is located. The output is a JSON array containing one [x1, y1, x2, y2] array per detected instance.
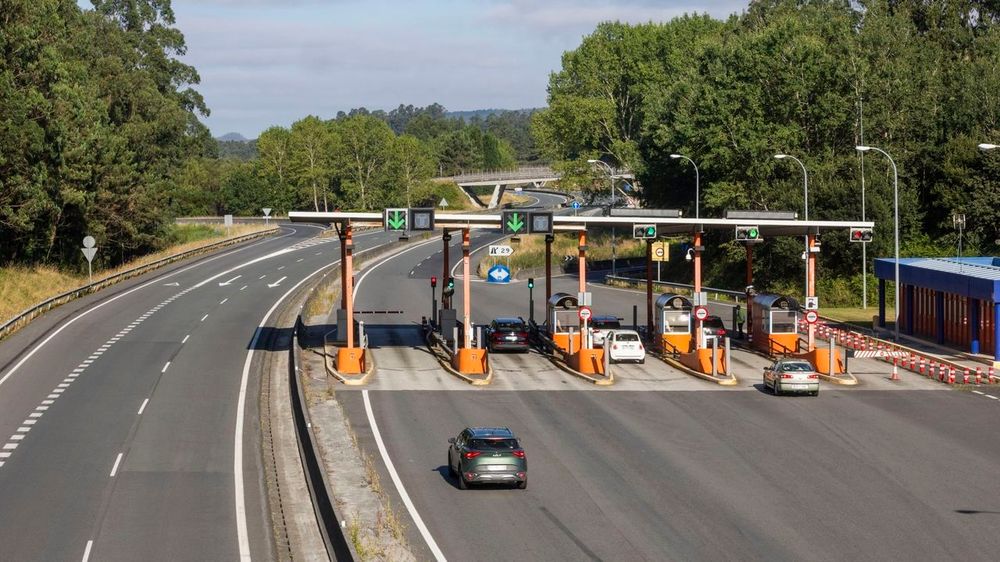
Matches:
[[875, 257, 1000, 368], [289, 208, 873, 379], [654, 294, 693, 354]]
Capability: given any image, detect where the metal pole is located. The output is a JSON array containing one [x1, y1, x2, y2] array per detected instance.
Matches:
[[860, 97, 868, 309], [345, 225, 354, 349], [646, 239, 653, 336], [442, 229, 451, 309], [88, 262, 92, 286], [463, 228, 472, 348], [545, 234, 553, 305], [529, 285, 534, 324]]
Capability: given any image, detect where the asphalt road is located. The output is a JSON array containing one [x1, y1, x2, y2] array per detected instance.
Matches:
[[0, 224, 401, 561], [348, 196, 1000, 561]]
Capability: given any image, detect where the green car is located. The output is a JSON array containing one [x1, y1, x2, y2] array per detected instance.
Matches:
[[447, 427, 527, 489]]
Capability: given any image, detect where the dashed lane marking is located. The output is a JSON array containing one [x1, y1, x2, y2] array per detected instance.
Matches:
[[109, 452, 123, 477], [138, 399, 149, 415]]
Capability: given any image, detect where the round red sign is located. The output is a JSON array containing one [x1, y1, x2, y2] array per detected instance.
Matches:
[[694, 306, 708, 321], [578, 306, 592, 321], [805, 310, 819, 324]]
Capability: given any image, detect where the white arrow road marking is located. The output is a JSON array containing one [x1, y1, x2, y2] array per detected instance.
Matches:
[[218, 275, 242, 286], [267, 276, 287, 288]]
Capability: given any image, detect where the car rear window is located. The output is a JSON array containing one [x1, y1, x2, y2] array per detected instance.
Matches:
[[780, 362, 813, 372], [703, 317, 724, 329], [495, 321, 524, 330], [469, 438, 519, 450], [615, 333, 639, 342], [593, 318, 621, 329]]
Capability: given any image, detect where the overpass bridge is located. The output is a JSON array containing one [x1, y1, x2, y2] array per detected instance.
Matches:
[[446, 165, 635, 208]]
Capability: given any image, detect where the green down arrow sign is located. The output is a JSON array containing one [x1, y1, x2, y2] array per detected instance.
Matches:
[[387, 209, 406, 230], [504, 211, 525, 234]]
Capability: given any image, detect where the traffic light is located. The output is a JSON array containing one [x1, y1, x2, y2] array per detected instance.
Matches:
[[735, 225, 761, 241], [527, 277, 535, 289], [632, 224, 657, 239], [849, 227, 873, 242], [443, 276, 455, 296], [431, 276, 437, 288]]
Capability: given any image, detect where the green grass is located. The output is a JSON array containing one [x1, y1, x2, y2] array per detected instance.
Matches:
[[821, 307, 894, 329]]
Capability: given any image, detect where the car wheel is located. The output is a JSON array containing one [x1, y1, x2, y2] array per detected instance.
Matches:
[[457, 467, 468, 490], [638, 358, 645, 364], [447, 452, 456, 477], [516, 478, 527, 490], [773, 381, 781, 396], [811, 390, 819, 397]]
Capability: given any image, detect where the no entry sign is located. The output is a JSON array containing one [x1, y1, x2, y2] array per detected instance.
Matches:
[[805, 310, 819, 324], [578, 306, 592, 322], [694, 306, 708, 321]]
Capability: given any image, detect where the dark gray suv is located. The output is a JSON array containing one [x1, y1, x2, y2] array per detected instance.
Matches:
[[447, 427, 527, 489]]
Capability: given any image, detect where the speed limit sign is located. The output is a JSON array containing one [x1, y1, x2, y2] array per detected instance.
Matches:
[[693, 306, 708, 321], [805, 310, 819, 324]]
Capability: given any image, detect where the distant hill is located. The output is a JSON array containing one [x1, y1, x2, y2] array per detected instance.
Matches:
[[216, 132, 249, 142], [446, 108, 540, 121]]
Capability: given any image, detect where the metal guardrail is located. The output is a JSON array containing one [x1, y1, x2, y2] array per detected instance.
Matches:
[[290, 317, 357, 561], [604, 274, 745, 300], [450, 166, 633, 184], [0, 228, 276, 342]]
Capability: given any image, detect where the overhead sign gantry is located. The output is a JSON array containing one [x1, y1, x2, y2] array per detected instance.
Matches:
[[290, 208, 874, 376]]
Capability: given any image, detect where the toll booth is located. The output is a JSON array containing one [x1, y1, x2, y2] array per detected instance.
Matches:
[[654, 293, 694, 353], [750, 294, 801, 356], [547, 292, 581, 354]]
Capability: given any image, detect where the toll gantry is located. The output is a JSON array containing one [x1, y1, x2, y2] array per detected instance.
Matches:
[[290, 208, 874, 380]]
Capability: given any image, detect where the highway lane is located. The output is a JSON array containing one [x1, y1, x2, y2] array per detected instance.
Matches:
[[0, 224, 398, 560], [346, 214, 997, 560]]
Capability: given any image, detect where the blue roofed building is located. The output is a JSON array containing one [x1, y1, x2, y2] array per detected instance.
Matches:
[[874, 257, 1000, 366]]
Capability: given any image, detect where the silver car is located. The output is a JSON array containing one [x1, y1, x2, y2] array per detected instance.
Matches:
[[763, 359, 819, 396]]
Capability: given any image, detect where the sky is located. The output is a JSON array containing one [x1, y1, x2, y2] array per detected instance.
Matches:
[[85, 1, 752, 138]]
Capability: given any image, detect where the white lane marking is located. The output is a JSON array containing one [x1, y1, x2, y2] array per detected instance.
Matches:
[[35, 406, 48, 411], [987, 395, 999, 400], [23, 419, 37, 425], [51, 390, 64, 395], [109, 453, 123, 477], [410, 269, 415, 276], [296, 258, 304, 263], [58, 383, 70, 388], [973, 390, 985, 395], [219, 275, 243, 286], [182, 335, 190, 344], [0, 228, 286, 385], [0, 452, 10, 458], [363, 390, 446, 561], [315, 252, 322, 255], [82, 540, 94, 562], [267, 276, 287, 288], [354, 237, 440, 302], [449, 234, 509, 277], [28, 412, 42, 418], [63, 378, 74, 383], [240, 285, 248, 291], [277, 266, 285, 270], [3, 443, 17, 450], [161, 362, 170, 373], [220, 298, 229, 305], [10, 434, 25, 441], [259, 275, 266, 279], [201, 314, 209, 322], [138, 399, 149, 415], [47, 393, 59, 399], [42, 400, 54, 405], [16, 427, 29, 432]]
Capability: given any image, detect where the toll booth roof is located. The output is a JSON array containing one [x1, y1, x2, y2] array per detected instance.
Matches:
[[548, 293, 578, 308], [752, 294, 800, 310], [874, 257, 1000, 302], [655, 293, 692, 309]]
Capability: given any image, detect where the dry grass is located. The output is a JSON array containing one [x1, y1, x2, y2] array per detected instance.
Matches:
[[0, 224, 274, 325]]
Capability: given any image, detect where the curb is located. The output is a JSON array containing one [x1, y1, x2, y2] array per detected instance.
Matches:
[[648, 350, 739, 386], [324, 344, 375, 386], [541, 347, 614, 386], [424, 330, 493, 385]]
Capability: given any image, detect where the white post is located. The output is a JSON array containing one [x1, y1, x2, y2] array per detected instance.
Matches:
[[712, 336, 718, 377], [453, 327, 459, 355], [724, 336, 731, 375]]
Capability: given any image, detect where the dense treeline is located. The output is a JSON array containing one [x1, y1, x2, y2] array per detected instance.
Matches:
[[535, 0, 1000, 302], [1, 0, 212, 268]]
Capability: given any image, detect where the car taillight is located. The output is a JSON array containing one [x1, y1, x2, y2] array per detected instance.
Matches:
[[512, 450, 525, 458], [780, 374, 794, 379], [639, 344, 644, 350], [612, 344, 618, 350], [808, 374, 819, 379], [463, 451, 481, 460], [518, 331, 528, 339], [718, 328, 726, 335]]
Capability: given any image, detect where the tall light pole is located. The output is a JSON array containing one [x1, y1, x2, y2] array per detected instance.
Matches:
[[856, 145, 900, 345], [774, 154, 809, 300], [669, 154, 700, 219], [587, 159, 617, 275]]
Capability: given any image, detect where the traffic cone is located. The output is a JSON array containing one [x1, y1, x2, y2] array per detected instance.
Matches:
[[919, 357, 926, 375], [948, 368, 956, 385], [909, 354, 916, 371], [989, 367, 996, 384], [976, 367, 983, 385], [963, 368, 970, 385]]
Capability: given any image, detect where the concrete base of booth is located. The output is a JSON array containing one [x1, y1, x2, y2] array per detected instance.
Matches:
[[678, 348, 727, 376], [452, 347, 488, 375], [337, 347, 366, 374], [570, 349, 605, 375]]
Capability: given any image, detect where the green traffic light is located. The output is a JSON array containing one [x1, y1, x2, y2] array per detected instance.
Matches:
[[527, 278, 535, 289], [748, 227, 759, 238], [645, 226, 656, 237]]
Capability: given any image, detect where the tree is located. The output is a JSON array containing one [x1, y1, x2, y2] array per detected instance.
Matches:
[[335, 115, 396, 210], [391, 135, 436, 207], [289, 116, 337, 212]]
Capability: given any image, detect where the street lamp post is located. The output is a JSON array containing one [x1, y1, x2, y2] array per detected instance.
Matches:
[[669, 154, 700, 219], [774, 154, 809, 300], [856, 146, 900, 350], [587, 159, 617, 275]]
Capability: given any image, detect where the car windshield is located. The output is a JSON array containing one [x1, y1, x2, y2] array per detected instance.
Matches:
[[494, 321, 524, 330], [615, 333, 639, 342], [593, 318, 620, 329], [780, 362, 812, 372], [703, 317, 724, 329], [469, 438, 519, 450]]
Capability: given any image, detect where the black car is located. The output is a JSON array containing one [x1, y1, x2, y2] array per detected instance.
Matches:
[[485, 317, 530, 353], [448, 427, 527, 489]]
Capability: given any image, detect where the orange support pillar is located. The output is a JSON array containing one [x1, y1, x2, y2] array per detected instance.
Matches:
[[578, 230, 586, 295], [462, 228, 471, 348], [337, 223, 364, 374], [441, 228, 451, 309]]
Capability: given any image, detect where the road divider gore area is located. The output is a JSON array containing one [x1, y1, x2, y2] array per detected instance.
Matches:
[[424, 325, 493, 385], [0, 226, 278, 342]]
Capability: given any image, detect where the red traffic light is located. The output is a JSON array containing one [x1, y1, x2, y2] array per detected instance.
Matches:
[[431, 276, 437, 287]]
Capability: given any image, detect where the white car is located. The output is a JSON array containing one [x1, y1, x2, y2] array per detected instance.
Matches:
[[605, 330, 645, 363]]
